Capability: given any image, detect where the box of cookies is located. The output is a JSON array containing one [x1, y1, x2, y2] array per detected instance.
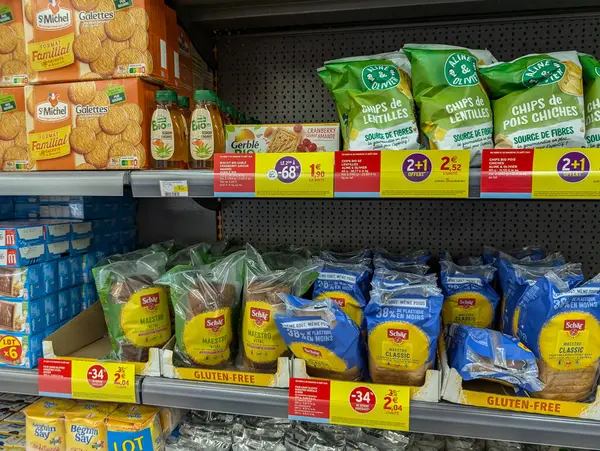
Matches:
[[24, 78, 158, 170], [0, 86, 29, 171], [0, 331, 43, 368], [0, 0, 28, 86], [23, 0, 168, 84], [225, 123, 340, 153], [0, 298, 44, 334], [0, 262, 58, 301]]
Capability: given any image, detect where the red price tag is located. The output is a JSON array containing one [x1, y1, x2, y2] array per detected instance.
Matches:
[[87, 364, 108, 389], [349, 386, 376, 414]]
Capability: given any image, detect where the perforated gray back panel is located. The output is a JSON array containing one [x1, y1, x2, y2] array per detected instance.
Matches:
[[217, 14, 600, 123], [221, 199, 600, 276]]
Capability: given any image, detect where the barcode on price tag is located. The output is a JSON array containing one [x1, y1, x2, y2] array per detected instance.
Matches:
[[159, 180, 189, 197]]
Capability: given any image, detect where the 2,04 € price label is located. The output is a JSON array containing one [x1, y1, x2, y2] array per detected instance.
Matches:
[[380, 150, 470, 198], [255, 153, 334, 197]]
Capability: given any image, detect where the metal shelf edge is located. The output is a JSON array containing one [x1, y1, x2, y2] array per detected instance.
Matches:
[[130, 170, 214, 198], [0, 368, 38, 395], [0, 172, 128, 196]]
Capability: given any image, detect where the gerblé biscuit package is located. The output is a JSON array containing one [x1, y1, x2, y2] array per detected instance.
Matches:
[[0, 0, 28, 86], [24, 78, 158, 170], [23, 0, 168, 84]]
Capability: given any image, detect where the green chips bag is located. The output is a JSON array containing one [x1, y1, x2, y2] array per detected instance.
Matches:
[[479, 51, 585, 149], [580, 54, 600, 147], [403, 44, 495, 166], [323, 52, 419, 151]]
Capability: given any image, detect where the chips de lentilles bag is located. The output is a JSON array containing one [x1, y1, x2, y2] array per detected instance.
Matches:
[[479, 51, 585, 149], [403, 44, 495, 166], [325, 52, 420, 151], [580, 54, 600, 147]]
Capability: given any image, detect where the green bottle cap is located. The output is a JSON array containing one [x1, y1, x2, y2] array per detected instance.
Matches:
[[155, 90, 177, 102], [193, 90, 217, 102], [177, 96, 190, 108]]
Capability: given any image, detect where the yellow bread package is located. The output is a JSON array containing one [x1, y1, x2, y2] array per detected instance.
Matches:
[[64, 401, 117, 451], [106, 405, 164, 451], [25, 398, 78, 451], [0, 0, 28, 86]]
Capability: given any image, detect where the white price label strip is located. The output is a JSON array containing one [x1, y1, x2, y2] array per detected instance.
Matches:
[[159, 180, 189, 197]]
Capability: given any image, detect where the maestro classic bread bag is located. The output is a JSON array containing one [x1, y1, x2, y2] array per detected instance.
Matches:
[[403, 44, 495, 166], [479, 51, 585, 149], [240, 245, 318, 373], [580, 53, 600, 147], [93, 250, 171, 362], [365, 283, 443, 386], [275, 294, 366, 381], [516, 273, 600, 401], [446, 324, 544, 393], [156, 251, 244, 369]]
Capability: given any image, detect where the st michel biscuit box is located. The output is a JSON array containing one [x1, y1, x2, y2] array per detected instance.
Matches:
[[0, 0, 28, 86], [23, 0, 168, 84], [0, 86, 28, 171], [25, 78, 158, 170]]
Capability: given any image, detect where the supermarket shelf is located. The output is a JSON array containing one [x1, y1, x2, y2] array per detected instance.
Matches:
[[130, 170, 214, 197], [0, 368, 38, 395], [0, 171, 128, 196]]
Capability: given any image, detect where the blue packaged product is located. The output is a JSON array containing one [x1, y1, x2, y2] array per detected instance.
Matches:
[[39, 196, 71, 204], [119, 215, 136, 231], [516, 273, 600, 401], [446, 324, 544, 392], [41, 221, 71, 243], [13, 196, 39, 204], [0, 221, 45, 247], [94, 218, 118, 235], [440, 261, 500, 329], [275, 294, 366, 381], [312, 261, 371, 329], [56, 258, 71, 291], [81, 253, 98, 284], [365, 283, 443, 386], [0, 332, 43, 369], [57, 290, 71, 322], [0, 261, 57, 301], [81, 283, 98, 309], [371, 268, 436, 291], [120, 201, 137, 218], [43, 294, 59, 327], [318, 248, 372, 266], [0, 298, 44, 334], [70, 237, 92, 256], [0, 244, 46, 267], [0, 201, 13, 220], [69, 256, 83, 286], [70, 286, 82, 317], [13, 203, 40, 219], [46, 240, 70, 261], [373, 249, 430, 268], [69, 221, 92, 239], [39, 204, 72, 219], [69, 201, 120, 219], [92, 233, 120, 250]]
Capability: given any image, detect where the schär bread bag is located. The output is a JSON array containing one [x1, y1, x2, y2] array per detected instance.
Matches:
[[516, 272, 600, 401]]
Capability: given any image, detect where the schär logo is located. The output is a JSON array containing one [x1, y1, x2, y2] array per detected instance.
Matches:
[[458, 298, 476, 308], [205, 315, 225, 333], [250, 307, 270, 326], [302, 347, 322, 357], [361, 64, 400, 91], [36, 0, 72, 30], [36, 93, 69, 122], [330, 297, 346, 308], [564, 319, 585, 336], [388, 328, 409, 343], [140, 293, 160, 310]]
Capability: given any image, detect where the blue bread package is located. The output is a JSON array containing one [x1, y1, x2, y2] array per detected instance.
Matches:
[[0, 261, 57, 301], [46, 241, 70, 261], [440, 260, 500, 328], [43, 294, 59, 327], [0, 299, 44, 334], [0, 221, 45, 247], [365, 283, 443, 386], [70, 286, 82, 317], [516, 272, 600, 401], [70, 237, 92, 256], [373, 249, 430, 269], [41, 221, 71, 243], [312, 261, 371, 328], [274, 294, 366, 381], [0, 332, 43, 369], [0, 244, 46, 267], [69, 221, 93, 239], [57, 290, 71, 322], [446, 324, 544, 392], [57, 258, 71, 291]]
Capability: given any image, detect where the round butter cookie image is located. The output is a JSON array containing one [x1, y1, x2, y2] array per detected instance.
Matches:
[[90, 49, 117, 77], [24, 1, 33, 24], [85, 141, 110, 168], [70, 126, 97, 155], [71, 0, 100, 11], [129, 29, 149, 52], [80, 72, 103, 80], [108, 141, 136, 162], [134, 144, 146, 168], [76, 114, 101, 134], [98, 132, 122, 147], [116, 48, 145, 73], [102, 38, 129, 55], [0, 25, 17, 54], [144, 50, 153, 74], [0, 53, 11, 68], [76, 163, 96, 170], [3, 147, 29, 171], [105, 11, 135, 42], [91, 91, 110, 107], [121, 121, 142, 145], [122, 103, 143, 125], [68, 81, 97, 105], [73, 33, 102, 63], [0, 114, 20, 140], [79, 20, 108, 42], [100, 106, 129, 135], [26, 92, 34, 116], [14, 131, 27, 149], [129, 7, 149, 29], [1, 60, 27, 80], [12, 40, 26, 63]]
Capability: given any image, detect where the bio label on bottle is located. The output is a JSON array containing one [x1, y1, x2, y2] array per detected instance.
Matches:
[[190, 108, 214, 160], [151, 108, 175, 160]]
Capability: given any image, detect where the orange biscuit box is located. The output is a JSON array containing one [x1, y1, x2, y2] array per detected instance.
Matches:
[[24, 78, 158, 170], [0, 0, 29, 86], [0, 86, 29, 171], [23, 0, 169, 84], [176, 26, 193, 98]]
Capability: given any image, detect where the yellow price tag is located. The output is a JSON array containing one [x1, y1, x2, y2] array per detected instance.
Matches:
[[255, 153, 334, 197], [532, 149, 600, 198], [380, 150, 470, 198], [329, 381, 410, 431], [71, 360, 136, 403], [159, 180, 189, 197]]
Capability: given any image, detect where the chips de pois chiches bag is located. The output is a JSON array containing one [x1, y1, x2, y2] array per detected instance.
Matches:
[[275, 295, 366, 381], [479, 51, 586, 150], [516, 273, 600, 401], [403, 44, 495, 166], [365, 283, 443, 386], [580, 53, 600, 147]]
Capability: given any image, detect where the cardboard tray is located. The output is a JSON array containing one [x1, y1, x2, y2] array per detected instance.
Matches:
[[42, 302, 161, 377], [161, 336, 290, 388]]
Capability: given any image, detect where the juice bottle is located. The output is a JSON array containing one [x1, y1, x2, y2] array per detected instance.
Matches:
[[150, 90, 187, 169], [189, 90, 225, 169]]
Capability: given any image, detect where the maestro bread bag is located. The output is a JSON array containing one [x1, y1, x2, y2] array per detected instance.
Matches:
[[479, 51, 585, 149], [446, 324, 544, 393], [323, 52, 419, 151], [440, 260, 500, 329], [365, 283, 443, 386], [516, 273, 600, 401], [579, 53, 600, 147], [93, 250, 171, 362], [240, 245, 318, 373], [275, 294, 366, 381], [403, 44, 495, 166], [156, 251, 244, 369]]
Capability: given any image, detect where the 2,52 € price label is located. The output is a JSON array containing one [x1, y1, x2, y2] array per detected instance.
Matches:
[[380, 150, 470, 198], [254, 153, 334, 197]]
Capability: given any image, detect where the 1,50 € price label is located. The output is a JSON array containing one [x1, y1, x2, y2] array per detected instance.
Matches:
[[380, 150, 470, 198], [255, 153, 334, 197]]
